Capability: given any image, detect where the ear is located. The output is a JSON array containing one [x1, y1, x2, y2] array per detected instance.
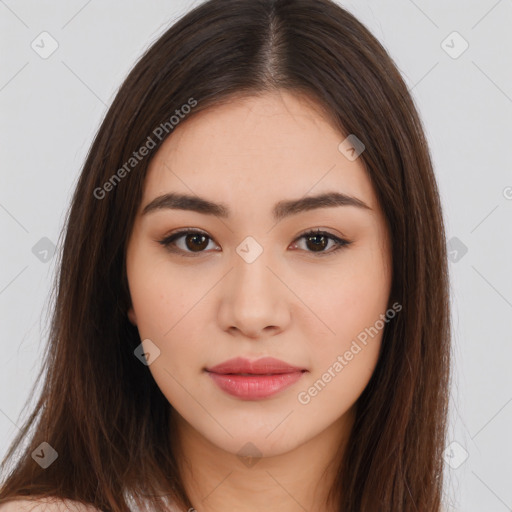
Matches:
[[127, 306, 137, 326]]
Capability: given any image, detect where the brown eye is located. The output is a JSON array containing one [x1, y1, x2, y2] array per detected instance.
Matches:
[[183, 233, 209, 252], [159, 228, 351, 257], [292, 230, 351, 256], [304, 233, 329, 252], [158, 229, 217, 255]]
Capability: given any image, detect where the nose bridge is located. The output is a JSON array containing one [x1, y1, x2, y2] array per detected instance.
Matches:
[[218, 233, 288, 336], [232, 234, 275, 298]]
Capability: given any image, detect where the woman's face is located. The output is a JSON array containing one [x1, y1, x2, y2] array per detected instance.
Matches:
[[126, 90, 392, 458]]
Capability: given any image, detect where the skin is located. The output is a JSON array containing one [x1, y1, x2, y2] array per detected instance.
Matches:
[[126, 90, 392, 512]]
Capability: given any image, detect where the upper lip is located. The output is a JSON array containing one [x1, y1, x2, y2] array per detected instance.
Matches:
[[205, 357, 306, 375]]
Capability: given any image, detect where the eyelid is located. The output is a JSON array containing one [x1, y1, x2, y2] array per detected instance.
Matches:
[[159, 228, 217, 254], [157, 227, 352, 257], [291, 228, 352, 256]]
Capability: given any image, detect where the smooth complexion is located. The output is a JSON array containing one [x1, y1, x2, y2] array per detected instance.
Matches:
[[126, 90, 392, 512]]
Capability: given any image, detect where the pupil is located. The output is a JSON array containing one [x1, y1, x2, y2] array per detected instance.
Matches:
[[186, 234, 208, 251], [307, 234, 326, 252]]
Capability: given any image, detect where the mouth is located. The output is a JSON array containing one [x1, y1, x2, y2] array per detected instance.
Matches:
[[204, 357, 308, 400], [205, 356, 307, 375]]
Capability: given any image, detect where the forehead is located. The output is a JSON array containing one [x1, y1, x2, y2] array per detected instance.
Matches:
[[143, 91, 378, 211]]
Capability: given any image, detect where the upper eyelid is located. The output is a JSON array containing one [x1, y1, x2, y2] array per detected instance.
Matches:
[[162, 227, 346, 242], [159, 228, 350, 253]]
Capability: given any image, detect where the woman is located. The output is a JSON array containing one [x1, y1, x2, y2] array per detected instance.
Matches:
[[0, 0, 451, 510]]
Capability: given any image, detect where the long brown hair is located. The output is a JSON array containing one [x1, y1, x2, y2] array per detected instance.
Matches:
[[0, 0, 451, 510]]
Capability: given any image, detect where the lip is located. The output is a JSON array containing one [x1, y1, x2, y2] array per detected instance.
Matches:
[[206, 356, 306, 375], [205, 357, 307, 400]]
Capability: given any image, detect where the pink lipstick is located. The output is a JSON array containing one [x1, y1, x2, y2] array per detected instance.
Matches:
[[205, 357, 307, 400]]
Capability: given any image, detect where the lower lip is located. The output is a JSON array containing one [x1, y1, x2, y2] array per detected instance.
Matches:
[[206, 371, 305, 400]]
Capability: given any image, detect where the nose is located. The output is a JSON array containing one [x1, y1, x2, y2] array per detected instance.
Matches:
[[217, 245, 291, 340]]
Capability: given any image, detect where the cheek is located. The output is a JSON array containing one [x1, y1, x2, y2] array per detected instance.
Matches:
[[297, 280, 388, 416], [127, 248, 195, 336], [299, 248, 390, 392], [301, 256, 390, 346], [127, 258, 201, 405], [127, 252, 211, 390]]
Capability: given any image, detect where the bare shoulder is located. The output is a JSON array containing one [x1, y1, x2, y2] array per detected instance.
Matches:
[[0, 498, 102, 512]]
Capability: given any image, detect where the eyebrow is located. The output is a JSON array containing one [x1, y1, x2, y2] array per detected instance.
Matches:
[[141, 191, 372, 221]]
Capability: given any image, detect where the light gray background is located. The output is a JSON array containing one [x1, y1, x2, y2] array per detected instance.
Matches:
[[1, 1, 511, 510]]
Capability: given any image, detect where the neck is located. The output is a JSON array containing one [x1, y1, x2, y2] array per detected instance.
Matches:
[[171, 406, 355, 512]]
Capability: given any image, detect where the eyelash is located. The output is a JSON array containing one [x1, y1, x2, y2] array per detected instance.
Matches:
[[157, 228, 352, 257]]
